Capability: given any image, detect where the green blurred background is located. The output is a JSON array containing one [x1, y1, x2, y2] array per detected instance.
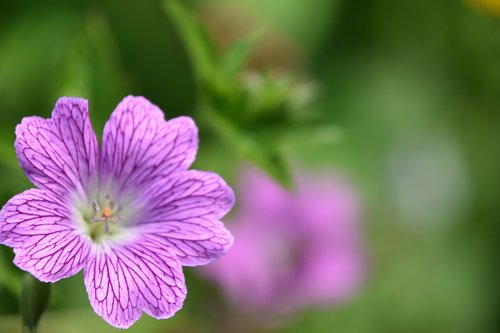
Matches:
[[0, 0, 499, 332]]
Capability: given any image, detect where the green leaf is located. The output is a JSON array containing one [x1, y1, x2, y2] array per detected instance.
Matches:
[[163, 0, 218, 88], [204, 104, 293, 189], [220, 31, 261, 77]]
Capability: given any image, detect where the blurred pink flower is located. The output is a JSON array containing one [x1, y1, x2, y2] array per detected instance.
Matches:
[[203, 167, 366, 316]]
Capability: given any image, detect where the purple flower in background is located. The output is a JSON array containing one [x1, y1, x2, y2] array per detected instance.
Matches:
[[203, 167, 365, 316], [0, 96, 234, 328]]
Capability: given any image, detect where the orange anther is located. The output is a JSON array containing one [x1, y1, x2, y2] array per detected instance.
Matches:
[[102, 207, 112, 218]]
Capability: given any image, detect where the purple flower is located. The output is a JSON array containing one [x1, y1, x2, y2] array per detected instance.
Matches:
[[203, 167, 365, 316], [0, 96, 235, 328]]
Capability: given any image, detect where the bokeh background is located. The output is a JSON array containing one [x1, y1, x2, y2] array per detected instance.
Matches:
[[1, 0, 499, 332]]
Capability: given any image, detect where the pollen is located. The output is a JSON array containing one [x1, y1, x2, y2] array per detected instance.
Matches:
[[102, 207, 113, 218], [89, 197, 125, 237]]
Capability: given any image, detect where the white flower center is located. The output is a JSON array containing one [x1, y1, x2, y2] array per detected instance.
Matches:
[[73, 182, 143, 243]]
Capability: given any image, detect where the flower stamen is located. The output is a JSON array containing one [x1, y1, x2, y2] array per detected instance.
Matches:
[[90, 195, 123, 235], [102, 207, 112, 219]]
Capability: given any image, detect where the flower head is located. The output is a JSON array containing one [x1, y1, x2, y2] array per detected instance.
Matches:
[[203, 167, 365, 316], [0, 96, 235, 328]]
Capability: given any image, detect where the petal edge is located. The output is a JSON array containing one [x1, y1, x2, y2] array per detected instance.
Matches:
[[84, 241, 186, 329], [15, 97, 98, 196], [0, 189, 91, 282]]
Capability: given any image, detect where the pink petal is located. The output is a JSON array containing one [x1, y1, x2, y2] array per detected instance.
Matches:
[[0, 189, 91, 282], [84, 239, 186, 329], [295, 246, 365, 306], [15, 97, 99, 196], [101, 96, 198, 193], [138, 170, 234, 266], [202, 221, 279, 311]]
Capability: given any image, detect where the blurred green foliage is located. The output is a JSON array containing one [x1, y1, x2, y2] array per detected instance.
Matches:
[[0, 0, 499, 332]]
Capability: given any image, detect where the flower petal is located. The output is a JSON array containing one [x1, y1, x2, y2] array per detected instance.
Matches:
[[296, 246, 365, 306], [201, 221, 279, 311], [139, 170, 234, 266], [15, 97, 99, 196], [84, 240, 186, 329], [101, 96, 198, 192], [0, 189, 91, 282]]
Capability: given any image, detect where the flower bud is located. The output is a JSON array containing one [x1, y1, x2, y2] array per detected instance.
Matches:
[[20, 273, 51, 333]]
